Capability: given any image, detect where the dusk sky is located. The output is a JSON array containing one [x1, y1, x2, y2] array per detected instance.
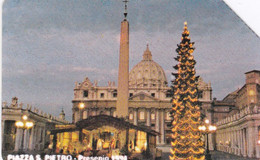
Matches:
[[2, 0, 260, 121]]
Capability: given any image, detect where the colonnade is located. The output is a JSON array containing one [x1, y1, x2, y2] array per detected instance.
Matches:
[[13, 123, 46, 152], [216, 123, 260, 158]]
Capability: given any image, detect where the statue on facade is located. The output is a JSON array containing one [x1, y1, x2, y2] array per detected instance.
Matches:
[[10, 97, 18, 108]]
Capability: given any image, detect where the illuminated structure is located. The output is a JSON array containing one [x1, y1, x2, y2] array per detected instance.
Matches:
[[214, 70, 260, 158], [15, 115, 34, 153], [1, 97, 68, 152], [198, 119, 217, 160], [51, 115, 158, 156], [170, 22, 204, 160]]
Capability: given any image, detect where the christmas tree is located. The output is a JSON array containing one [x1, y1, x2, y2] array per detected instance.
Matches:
[[170, 22, 205, 160]]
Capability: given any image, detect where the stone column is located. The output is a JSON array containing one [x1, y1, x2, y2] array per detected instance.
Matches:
[[231, 130, 235, 154], [14, 129, 22, 151], [1, 120, 5, 147], [242, 128, 246, 157], [23, 130, 28, 151], [239, 129, 242, 156], [240, 129, 243, 155], [255, 127, 260, 158], [247, 126, 255, 158], [134, 109, 138, 125], [29, 127, 35, 150], [160, 110, 165, 144], [34, 126, 38, 150], [234, 130, 238, 155], [155, 110, 160, 144], [42, 127, 46, 150], [146, 109, 151, 126]]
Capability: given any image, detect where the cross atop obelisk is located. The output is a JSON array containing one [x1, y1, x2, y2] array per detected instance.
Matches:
[[123, 0, 128, 19]]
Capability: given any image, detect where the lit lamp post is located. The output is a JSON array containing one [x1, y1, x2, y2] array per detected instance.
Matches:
[[78, 102, 85, 120], [198, 119, 217, 160], [15, 115, 34, 154], [78, 102, 85, 143]]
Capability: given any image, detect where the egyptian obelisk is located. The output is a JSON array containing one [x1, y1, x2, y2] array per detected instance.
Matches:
[[116, 1, 129, 118]]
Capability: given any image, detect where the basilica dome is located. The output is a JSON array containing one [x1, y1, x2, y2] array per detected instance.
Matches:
[[129, 45, 168, 88]]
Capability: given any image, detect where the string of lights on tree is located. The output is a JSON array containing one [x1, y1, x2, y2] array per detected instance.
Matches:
[[170, 22, 205, 160]]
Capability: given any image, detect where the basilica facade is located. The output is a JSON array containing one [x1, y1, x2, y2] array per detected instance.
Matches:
[[72, 45, 212, 146]]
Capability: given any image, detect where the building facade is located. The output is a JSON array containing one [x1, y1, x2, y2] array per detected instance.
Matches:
[[1, 97, 68, 153], [214, 70, 260, 158], [72, 45, 213, 146]]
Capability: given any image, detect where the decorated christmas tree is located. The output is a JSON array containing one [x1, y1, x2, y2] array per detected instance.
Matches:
[[170, 22, 205, 160]]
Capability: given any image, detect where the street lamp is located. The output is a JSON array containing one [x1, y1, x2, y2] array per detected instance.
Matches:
[[78, 102, 85, 120], [15, 115, 34, 153], [198, 119, 217, 160]]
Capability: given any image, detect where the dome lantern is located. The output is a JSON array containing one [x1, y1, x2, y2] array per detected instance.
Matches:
[[142, 44, 152, 61]]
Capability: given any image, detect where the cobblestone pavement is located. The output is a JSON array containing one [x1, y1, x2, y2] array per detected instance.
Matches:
[[161, 151, 259, 160]]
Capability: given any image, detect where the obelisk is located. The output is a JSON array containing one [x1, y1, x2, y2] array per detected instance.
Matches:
[[116, 1, 129, 118]]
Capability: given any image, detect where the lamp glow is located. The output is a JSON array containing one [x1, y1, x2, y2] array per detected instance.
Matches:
[[22, 115, 28, 120], [25, 122, 34, 129], [15, 121, 24, 128], [79, 103, 85, 109], [209, 125, 216, 131]]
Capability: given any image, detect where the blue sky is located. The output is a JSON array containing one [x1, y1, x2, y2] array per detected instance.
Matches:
[[2, 0, 260, 121]]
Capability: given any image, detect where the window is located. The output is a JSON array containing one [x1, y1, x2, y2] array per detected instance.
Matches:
[[129, 113, 133, 120], [198, 91, 203, 99], [129, 93, 133, 97], [113, 112, 116, 117], [166, 90, 172, 98], [83, 111, 88, 119], [151, 93, 155, 97], [139, 111, 145, 120], [151, 113, 155, 120], [151, 124, 155, 127], [167, 123, 172, 128], [166, 112, 172, 120], [100, 93, 104, 98], [83, 90, 88, 97], [113, 93, 117, 98]]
